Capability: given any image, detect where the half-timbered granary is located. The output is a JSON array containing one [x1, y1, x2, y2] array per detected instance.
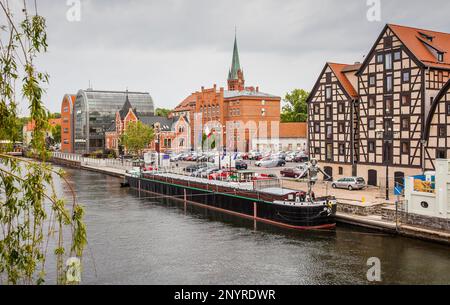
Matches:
[[307, 24, 450, 188], [307, 62, 360, 179]]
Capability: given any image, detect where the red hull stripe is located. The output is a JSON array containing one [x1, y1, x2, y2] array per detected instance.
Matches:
[[135, 187, 336, 231]]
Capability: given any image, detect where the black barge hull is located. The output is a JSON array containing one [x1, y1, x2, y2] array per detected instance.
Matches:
[[127, 175, 337, 230]]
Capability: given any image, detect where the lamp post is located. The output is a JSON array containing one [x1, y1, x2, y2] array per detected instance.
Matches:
[[375, 120, 399, 201], [154, 124, 161, 169]]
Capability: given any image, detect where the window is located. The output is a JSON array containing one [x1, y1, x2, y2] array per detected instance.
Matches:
[[261, 108, 266, 116], [401, 141, 410, 154], [326, 72, 332, 83], [338, 122, 345, 133], [326, 143, 333, 161], [401, 93, 411, 106], [314, 104, 320, 114], [262, 100, 266, 106], [325, 86, 332, 100], [339, 167, 344, 175], [385, 97, 393, 116], [446, 102, 450, 115], [314, 147, 321, 154], [368, 96, 376, 108], [438, 52, 444, 62], [401, 116, 410, 131], [438, 125, 447, 138], [314, 123, 321, 133], [326, 125, 333, 139], [325, 105, 332, 119], [63, 106, 69, 113], [376, 53, 384, 64], [385, 53, 393, 70], [368, 140, 375, 153], [338, 103, 345, 114], [402, 70, 410, 83], [369, 74, 376, 87], [339, 143, 345, 155], [63, 128, 69, 133], [385, 75, 393, 93], [368, 118, 376, 130], [437, 149, 447, 159], [384, 36, 393, 48], [394, 50, 401, 61]]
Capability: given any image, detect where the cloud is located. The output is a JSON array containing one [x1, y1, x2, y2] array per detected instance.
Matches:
[[15, 0, 450, 115]]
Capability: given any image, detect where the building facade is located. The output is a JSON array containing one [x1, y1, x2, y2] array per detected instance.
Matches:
[[72, 89, 154, 154], [307, 63, 359, 179], [252, 122, 308, 152], [307, 24, 450, 187], [105, 95, 191, 155], [61, 94, 75, 153], [172, 34, 281, 152]]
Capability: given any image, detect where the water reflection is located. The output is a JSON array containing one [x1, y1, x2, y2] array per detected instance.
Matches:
[[54, 167, 450, 285]]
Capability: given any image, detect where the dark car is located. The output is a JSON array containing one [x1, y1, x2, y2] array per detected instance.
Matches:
[[235, 160, 248, 170], [280, 168, 306, 178], [184, 163, 207, 173], [277, 158, 286, 167], [294, 155, 309, 163]]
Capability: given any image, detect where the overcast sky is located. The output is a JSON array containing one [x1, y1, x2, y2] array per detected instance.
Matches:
[[14, 0, 450, 115]]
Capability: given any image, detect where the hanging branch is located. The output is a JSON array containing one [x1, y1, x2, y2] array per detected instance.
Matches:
[[0, 0, 87, 285]]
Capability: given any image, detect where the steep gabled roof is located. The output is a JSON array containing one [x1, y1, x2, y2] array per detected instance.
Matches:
[[307, 62, 359, 104], [389, 24, 450, 70], [328, 63, 359, 98], [228, 34, 242, 80], [119, 94, 133, 120]]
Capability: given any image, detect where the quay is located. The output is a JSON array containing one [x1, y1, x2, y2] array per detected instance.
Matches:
[[49, 152, 450, 246]]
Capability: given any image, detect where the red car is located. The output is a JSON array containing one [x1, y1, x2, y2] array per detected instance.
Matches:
[[280, 168, 306, 178]]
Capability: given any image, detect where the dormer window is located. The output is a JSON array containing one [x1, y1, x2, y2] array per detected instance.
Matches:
[[419, 32, 434, 42], [438, 52, 444, 62]]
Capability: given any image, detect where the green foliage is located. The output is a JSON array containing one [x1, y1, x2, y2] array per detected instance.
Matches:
[[0, 2, 86, 285], [280, 89, 309, 123], [120, 121, 155, 156], [155, 108, 172, 118]]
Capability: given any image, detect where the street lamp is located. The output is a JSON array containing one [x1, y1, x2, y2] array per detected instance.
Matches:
[[154, 124, 161, 169], [375, 118, 400, 201]]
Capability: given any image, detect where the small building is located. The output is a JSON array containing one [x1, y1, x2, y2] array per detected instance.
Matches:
[[22, 118, 61, 146], [251, 122, 308, 152], [404, 159, 450, 220]]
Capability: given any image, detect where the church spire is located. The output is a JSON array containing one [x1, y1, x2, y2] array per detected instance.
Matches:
[[227, 30, 245, 91]]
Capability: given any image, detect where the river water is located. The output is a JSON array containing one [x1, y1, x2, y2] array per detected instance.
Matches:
[[53, 167, 450, 285]]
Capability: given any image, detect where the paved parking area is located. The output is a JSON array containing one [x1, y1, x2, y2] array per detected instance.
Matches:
[[173, 160, 393, 205]]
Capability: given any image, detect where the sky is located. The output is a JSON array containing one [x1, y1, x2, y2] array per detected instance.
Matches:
[[10, 0, 450, 115]]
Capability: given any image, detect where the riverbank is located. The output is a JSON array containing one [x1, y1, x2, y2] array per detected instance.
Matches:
[[50, 156, 450, 246]]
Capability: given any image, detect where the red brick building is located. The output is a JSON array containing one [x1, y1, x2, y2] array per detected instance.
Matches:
[[61, 94, 76, 153], [172, 34, 281, 152]]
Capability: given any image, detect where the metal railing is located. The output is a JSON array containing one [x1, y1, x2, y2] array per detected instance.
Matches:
[[52, 152, 134, 170]]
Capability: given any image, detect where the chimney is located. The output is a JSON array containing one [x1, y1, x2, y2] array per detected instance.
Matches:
[[256, 86, 259, 93]]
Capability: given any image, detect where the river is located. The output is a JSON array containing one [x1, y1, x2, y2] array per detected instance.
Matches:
[[52, 167, 450, 285]]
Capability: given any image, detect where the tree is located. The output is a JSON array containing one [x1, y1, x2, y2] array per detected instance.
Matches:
[[280, 89, 309, 123], [155, 108, 172, 118], [52, 125, 61, 144], [120, 121, 155, 156], [0, 2, 86, 285]]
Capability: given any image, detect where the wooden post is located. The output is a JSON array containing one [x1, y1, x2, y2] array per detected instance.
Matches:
[[253, 202, 257, 231], [184, 189, 187, 213]]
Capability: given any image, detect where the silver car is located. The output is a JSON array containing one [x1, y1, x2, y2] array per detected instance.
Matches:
[[331, 177, 367, 191]]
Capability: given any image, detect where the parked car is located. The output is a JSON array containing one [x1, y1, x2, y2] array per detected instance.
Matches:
[[235, 160, 248, 170], [331, 177, 367, 190], [184, 163, 208, 173], [293, 153, 309, 163], [255, 158, 286, 168], [280, 168, 307, 179]]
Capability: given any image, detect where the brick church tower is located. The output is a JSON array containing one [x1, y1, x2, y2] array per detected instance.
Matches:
[[227, 34, 245, 91]]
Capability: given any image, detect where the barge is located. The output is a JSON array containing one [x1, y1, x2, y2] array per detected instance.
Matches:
[[125, 169, 337, 230]]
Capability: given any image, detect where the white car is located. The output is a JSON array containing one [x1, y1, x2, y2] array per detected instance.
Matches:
[[255, 158, 286, 168]]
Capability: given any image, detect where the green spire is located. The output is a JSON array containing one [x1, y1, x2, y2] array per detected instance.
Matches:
[[228, 33, 241, 80]]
